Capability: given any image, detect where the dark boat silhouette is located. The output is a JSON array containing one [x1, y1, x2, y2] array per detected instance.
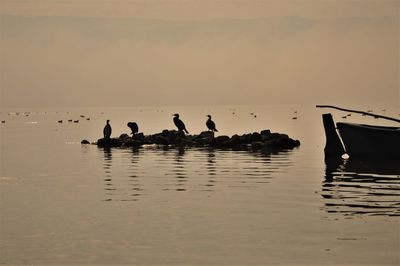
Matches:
[[317, 105, 400, 158], [337, 122, 400, 158]]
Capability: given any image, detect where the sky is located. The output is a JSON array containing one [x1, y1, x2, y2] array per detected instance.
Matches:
[[0, 0, 399, 107]]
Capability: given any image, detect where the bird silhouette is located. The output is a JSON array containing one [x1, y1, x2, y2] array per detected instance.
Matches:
[[103, 120, 112, 139], [173, 114, 188, 134], [127, 122, 139, 135], [206, 115, 218, 132]]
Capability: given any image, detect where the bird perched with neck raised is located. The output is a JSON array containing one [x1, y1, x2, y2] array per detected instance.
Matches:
[[103, 120, 112, 139], [127, 122, 139, 136], [206, 115, 218, 132], [173, 114, 188, 134]]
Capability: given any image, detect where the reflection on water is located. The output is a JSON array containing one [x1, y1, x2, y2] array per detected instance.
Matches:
[[98, 146, 295, 202], [323, 157, 400, 217]]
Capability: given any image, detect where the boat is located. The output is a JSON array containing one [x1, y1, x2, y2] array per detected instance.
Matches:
[[317, 106, 400, 158], [336, 122, 400, 158]]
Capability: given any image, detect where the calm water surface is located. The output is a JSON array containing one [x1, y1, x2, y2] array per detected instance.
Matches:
[[0, 105, 399, 265]]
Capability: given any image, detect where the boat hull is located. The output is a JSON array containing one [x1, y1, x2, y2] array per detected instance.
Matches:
[[336, 122, 400, 158]]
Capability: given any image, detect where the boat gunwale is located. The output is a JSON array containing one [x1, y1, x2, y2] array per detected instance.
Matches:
[[336, 122, 400, 131]]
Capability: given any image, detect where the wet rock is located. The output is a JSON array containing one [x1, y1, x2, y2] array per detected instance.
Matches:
[[198, 131, 214, 139], [212, 135, 231, 147], [81, 139, 90, 144], [251, 141, 264, 149], [239, 133, 253, 144], [260, 129, 271, 141], [133, 132, 145, 142], [251, 132, 262, 142], [194, 131, 214, 145], [154, 135, 169, 145], [228, 134, 242, 148], [92, 128, 300, 151], [119, 133, 130, 140], [260, 129, 271, 135], [97, 137, 123, 147], [121, 139, 142, 148]]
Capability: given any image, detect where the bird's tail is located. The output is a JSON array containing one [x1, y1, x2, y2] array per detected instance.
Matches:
[[214, 129, 218, 132], [184, 129, 189, 134]]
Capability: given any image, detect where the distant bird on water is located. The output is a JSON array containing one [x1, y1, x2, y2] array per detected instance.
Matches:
[[127, 122, 139, 135], [206, 115, 218, 132], [173, 114, 188, 134], [104, 120, 112, 139]]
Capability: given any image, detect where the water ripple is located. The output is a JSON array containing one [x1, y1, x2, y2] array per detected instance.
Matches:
[[97, 146, 295, 202], [323, 157, 400, 217]]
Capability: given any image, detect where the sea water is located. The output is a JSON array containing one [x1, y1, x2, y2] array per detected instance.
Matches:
[[0, 104, 399, 265]]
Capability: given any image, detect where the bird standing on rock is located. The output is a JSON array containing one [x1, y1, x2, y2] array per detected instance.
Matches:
[[206, 115, 218, 132], [173, 114, 188, 134], [127, 122, 139, 136], [103, 120, 112, 139]]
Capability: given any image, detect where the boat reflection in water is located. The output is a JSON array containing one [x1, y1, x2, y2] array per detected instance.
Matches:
[[323, 156, 400, 217], [98, 146, 295, 202]]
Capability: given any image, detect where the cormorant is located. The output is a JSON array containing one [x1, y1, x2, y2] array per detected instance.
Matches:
[[206, 115, 218, 132], [173, 114, 188, 134], [104, 120, 112, 139], [127, 122, 139, 135]]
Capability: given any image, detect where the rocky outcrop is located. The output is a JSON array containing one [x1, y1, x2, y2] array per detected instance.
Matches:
[[90, 129, 300, 150]]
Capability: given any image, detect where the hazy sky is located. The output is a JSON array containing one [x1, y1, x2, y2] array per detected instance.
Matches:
[[0, 0, 399, 107]]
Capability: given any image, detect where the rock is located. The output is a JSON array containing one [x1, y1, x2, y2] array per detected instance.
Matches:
[[212, 135, 231, 147], [251, 132, 262, 142], [161, 129, 172, 137], [97, 137, 123, 147], [143, 135, 154, 144], [194, 131, 214, 145], [133, 132, 145, 141], [154, 135, 169, 145], [279, 133, 289, 139], [119, 133, 130, 140], [93, 128, 300, 151], [122, 139, 142, 147], [260, 129, 271, 136], [81, 139, 90, 144], [197, 131, 214, 139], [251, 141, 264, 149], [228, 134, 242, 148], [260, 129, 271, 141], [239, 133, 253, 144]]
